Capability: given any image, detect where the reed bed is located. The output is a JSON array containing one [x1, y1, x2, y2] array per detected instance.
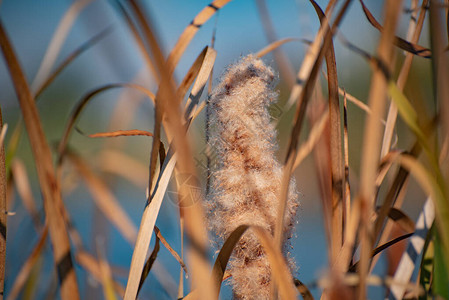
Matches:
[[0, 0, 448, 299]]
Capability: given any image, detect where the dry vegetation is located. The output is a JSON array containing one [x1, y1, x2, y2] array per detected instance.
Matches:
[[0, 0, 449, 299]]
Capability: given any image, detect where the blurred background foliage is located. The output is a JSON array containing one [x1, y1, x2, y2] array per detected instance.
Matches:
[[0, 0, 435, 298]]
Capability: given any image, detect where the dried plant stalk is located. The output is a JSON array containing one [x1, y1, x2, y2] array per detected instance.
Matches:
[[0, 107, 6, 300], [208, 55, 299, 299]]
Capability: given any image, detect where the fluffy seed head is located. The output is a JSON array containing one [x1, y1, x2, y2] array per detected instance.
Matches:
[[207, 55, 300, 300]]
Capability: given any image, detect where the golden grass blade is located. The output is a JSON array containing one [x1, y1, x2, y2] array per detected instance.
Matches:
[[0, 21, 80, 300], [349, 232, 414, 272], [10, 159, 41, 230], [137, 233, 160, 297], [285, 2, 333, 109], [0, 122, 6, 150], [358, 0, 431, 58], [154, 226, 188, 274], [0, 108, 5, 300], [123, 0, 169, 216], [310, 0, 344, 262], [276, 0, 352, 253], [343, 91, 351, 238], [123, 151, 177, 300], [293, 111, 329, 170], [405, 0, 419, 42], [184, 47, 216, 120], [381, 0, 429, 158], [57, 83, 155, 163], [293, 278, 314, 300], [355, 1, 402, 297], [31, 0, 95, 92], [383, 207, 415, 233], [7, 224, 48, 300], [375, 150, 403, 188], [123, 2, 214, 299], [256, 0, 295, 88], [65, 151, 137, 245], [256, 37, 301, 58], [308, 94, 333, 252], [177, 46, 210, 104], [87, 129, 153, 138], [34, 26, 113, 99], [211, 225, 298, 300], [167, 0, 232, 74]]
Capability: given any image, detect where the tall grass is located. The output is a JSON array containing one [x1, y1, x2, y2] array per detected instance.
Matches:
[[1, 0, 448, 299]]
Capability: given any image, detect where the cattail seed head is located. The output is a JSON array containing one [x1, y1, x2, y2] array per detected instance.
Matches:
[[207, 55, 299, 300]]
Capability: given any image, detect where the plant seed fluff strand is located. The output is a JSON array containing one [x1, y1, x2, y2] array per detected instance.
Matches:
[[207, 55, 299, 300]]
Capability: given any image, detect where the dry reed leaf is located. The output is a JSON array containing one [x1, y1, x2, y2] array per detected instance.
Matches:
[[184, 47, 216, 120], [177, 46, 210, 104], [380, 0, 428, 158], [375, 150, 403, 188], [10, 159, 41, 230], [310, 0, 344, 262], [284, 2, 333, 109], [31, 0, 95, 92], [7, 224, 48, 300], [358, 0, 431, 58], [123, 1, 171, 224], [293, 278, 314, 300], [343, 91, 351, 237], [355, 1, 402, 297], [0, 21, 80, 300], [0, 123, 6, 150], [57, 83, 155, 163], [88, 129, 153, 138], [390, 197, 434, 299], [349, 232, 415, 273], [154, 226, 188, 275], [123, 2, 214, 299], [34, 26, 113, 99], [115, 3, 181, 298], [137, 235, 160, 296], [383, 207, 415, 233], [65, 152, 138, 245], [405, 0, 419, 42], [167, 0, 232, 74], [276, 0, 352, 253], [0, 110, 5, 300], [256, 38, 301, 58], [309, 88, 333, 254], [123, 151, 177, 300], [211, 225, 298, 300]]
